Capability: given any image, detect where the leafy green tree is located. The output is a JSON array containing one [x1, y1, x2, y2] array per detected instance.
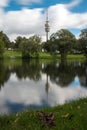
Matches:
[[19, 38, 31, 58], [29, 35, 41, 55], [71, 39, 82, 54], [10, 41, 15, 50], [50, 29, 76, 61], [20, 35, 41, 58], [0, 31, 10, 49], [43, 40, 57, 54], [15, 36, 23, 49], [42, 42, 50, 52], [79, 28, 87, 57], [0, 39, 4, 58]]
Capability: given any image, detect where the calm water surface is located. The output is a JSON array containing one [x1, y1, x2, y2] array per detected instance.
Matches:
[[0, 59, 87, 115]]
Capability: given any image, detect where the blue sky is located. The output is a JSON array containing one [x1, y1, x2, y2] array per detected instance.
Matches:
[[0, 0, 87, 41], [4, 0, 87, 12]]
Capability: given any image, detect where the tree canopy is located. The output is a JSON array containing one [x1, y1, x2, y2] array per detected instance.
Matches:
[[79, 28, 87, 57], [0, 39, 4, 58], [19, 35, 41, 58], [0, 31, 10, 49], [49, 29, 76, 61]]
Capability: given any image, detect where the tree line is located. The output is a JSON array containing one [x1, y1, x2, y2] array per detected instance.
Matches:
[[0, 28, 87, 59]]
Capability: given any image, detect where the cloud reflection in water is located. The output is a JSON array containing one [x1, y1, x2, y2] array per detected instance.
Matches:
[[0, 74, 87, 114]]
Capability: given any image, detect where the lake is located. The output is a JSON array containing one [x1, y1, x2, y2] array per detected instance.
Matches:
[[0, 59, 87, 115]]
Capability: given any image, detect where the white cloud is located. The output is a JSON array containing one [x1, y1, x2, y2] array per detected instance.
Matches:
[[49, 3, 87, 34], [16, 0, 42, 5], [0, 8, 44, 40], [0, 0, 9, 7], [0, 0, 87, 41], [65, 0, 82, 8], [5, 8, 43, 34], [0, 0, 42, 7]]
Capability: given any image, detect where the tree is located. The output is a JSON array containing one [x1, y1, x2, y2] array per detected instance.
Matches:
[[19, 38, 31, 58], [29, 35, 41, 55], [19, 35, 41, 58], [43, 40, 57, 54], [71, 39, 82, 54], [0, 31, 10, 49], [79, 28, 87, 57], [50, 29, 76, 62], [0, 39, 4, 58], [15, 36, 23, 49]]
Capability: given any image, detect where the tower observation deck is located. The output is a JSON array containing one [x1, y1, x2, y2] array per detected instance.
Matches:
[[45, 9, 50, 42]]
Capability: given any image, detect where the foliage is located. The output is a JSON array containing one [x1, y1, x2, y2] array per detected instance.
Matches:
[[43, 41, 57, 54], [71, 39, 82, 54], [0, 31, 10, 49], [79, 28, 87, 57], [0, 39, 4, 58], [29, 35, 42, 54], [14, 36, 24, 49], [19, 38, 30, 58], [19, 35, 41, 58], [50, 29, 76, 61]]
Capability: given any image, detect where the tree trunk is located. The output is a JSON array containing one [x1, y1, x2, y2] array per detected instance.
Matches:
[[61, 53, 67, 64]]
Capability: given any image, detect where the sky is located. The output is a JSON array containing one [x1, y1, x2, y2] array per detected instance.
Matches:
[[0, 0, 87, 41]]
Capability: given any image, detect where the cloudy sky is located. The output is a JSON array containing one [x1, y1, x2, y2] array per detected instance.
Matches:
[[0, 0, 87, 41]]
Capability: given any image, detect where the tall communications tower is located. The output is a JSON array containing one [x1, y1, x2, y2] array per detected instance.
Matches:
[[45, 9, 50, 42]]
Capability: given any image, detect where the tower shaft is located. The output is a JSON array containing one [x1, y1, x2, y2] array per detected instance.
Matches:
[[45, 9, 50, 42]]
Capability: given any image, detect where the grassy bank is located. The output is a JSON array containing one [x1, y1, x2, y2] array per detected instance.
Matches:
[[4, 50, 22, 59], [3, 50, 85, 60], [67, 54, 85, 60], [4, 51, 57, 59], [0, 98, 87, 130]]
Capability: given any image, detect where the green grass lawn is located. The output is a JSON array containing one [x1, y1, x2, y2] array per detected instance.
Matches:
[[3, 50, 85, 60], [4, 50, 22, 58], [67, 54, 85, 59], [0, 98, 87, 130]]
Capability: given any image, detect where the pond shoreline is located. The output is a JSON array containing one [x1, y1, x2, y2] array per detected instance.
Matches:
[[0, 98, 87, 130]]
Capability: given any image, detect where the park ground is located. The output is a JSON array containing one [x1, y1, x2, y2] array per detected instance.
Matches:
[[0, 98, 87, 130]]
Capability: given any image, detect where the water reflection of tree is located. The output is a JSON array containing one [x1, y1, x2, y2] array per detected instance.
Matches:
[[0, 59, 42, 89], [1, 59, 87, 90], [15, 59, 42, 81], [57, 62, 75, 87], [0, 60, 10, 89], [43, 61, 75, 87], [75, 61, 87, 87]]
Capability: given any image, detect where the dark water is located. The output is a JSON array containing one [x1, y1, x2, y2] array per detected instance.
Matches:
[[0, 59, 87, 115]]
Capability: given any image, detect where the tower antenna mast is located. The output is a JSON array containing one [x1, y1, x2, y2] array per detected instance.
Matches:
[[45, 8, 50, 42]]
